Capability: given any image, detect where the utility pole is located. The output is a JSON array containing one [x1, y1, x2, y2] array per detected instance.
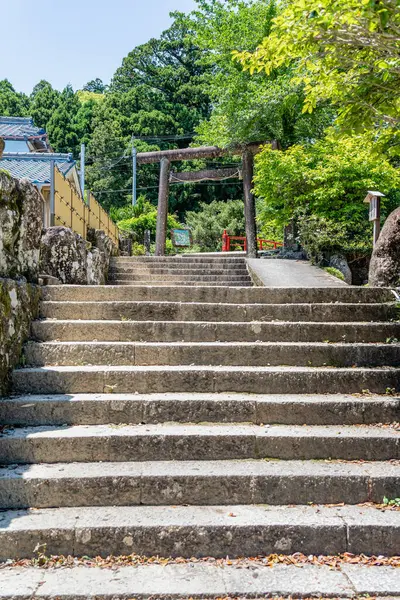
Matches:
[[132, 137, 137, 206], [50, 160, 55, 227], [80, 143, 85, 201]]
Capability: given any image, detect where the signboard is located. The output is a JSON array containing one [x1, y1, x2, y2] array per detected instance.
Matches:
[[171, 229, 192, 247], [369, 197, 380, 222]]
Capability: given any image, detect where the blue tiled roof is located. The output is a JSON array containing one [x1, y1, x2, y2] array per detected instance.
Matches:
[[0, 117, 46, 140], [0, 152, 75, 185]]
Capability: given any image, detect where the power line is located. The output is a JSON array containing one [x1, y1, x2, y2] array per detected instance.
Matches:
[[96, 180, 244, 194]]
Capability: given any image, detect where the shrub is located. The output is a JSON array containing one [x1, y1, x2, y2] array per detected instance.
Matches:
[[185, 199, 246, 252], [324, 267, 345, 281]]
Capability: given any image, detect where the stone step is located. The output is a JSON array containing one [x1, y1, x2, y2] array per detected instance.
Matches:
[[12, 365, 400, 395], [39, 301, 397, 322], [0, 459, 398, 509], [2, 393, 398, 426], [109, 280, 254, 287], [41, 285, 395, 304], [109, 266, 250, 274], [0, 504, 398, 559], [23, 341, 400, 368], [111, 256, 247, 264], [1, 423, 399, 463], [108, 274, 253, 282], [32, 319, 400, 343], [1, 563, 399, 599]]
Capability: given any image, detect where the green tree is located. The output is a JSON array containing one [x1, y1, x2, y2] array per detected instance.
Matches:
[[234, 0, 400, 143], [185, 199, 246, 251], [46, 85, 81, 155], [185, 0, 333, 148], [30, 80, 61, 130], [0, 80, 30, 117], [254, 133, 400, 255], [83, 78, 107, 93]]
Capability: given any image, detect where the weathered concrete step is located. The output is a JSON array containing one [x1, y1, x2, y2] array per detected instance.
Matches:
[[32, 319, 400, 343], [41, 285, 395, 304], [111, 256, 247, 264], [1, 423, 399, 463], [23, 341, 400, 368], [109, 273, 251, 285], [109, 266, 249, 275], [0, 504, 398, 559], [12, 365, 400, 395], [39, 301, 397, 322], [2, 393, 398, 426], [109, 280, 253, 287], [0, 460, 397, 508], [1, 563, 399, 599]]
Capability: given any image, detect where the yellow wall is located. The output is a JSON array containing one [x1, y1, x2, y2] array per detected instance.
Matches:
[[54, 168, 119, 247]]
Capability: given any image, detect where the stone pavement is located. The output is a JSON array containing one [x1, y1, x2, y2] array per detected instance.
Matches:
[[247, 258, 348, 287], [1, 563, 400, 598]]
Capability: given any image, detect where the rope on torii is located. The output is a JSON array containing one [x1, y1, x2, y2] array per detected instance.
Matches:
[[169, 167, 241, 184]]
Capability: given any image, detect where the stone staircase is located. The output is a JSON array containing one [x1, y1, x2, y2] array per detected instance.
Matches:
[[108, 255, 253, 286], [0, 283, 400, 569]]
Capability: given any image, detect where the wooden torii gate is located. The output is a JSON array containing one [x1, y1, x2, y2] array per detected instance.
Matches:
[[136, 142, 277, 258]]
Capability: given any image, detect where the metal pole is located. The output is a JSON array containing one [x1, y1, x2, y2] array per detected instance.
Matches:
[[155, 157, 170, 256], [50, 160, 55, 227], [132, 138, 137, 206], [80, 143, 85, 200]]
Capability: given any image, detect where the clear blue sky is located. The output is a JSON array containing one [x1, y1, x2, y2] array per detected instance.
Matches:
[[2, 0, 197, 94]]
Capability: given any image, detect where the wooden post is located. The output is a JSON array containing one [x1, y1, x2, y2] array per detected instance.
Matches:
[[155, 157, 170, 256], [242, 149, 258, 258], [364, 191, 385, 247]]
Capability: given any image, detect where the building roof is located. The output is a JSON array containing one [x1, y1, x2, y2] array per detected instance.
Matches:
[[0, 152, 75, 185], [0, 117, 50, 152]]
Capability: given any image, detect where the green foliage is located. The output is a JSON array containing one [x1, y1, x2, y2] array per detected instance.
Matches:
[[297, 216, 370, 264], [109, 196, 150, 222], [234, 0, 400, 145], [83, 79, 107, 94], [186, 0, 333, 148], [185, 199, 245, 252], [30, 81, 61, 130], [0, 80, 30, 116], [118, 211, 181, 238], [131, 243, 146, 256], [383, 496, 400, 507], [254, 133, 400, 260], [324, 267, 345, 281]]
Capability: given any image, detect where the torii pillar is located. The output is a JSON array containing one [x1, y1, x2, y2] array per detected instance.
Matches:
[[155, 157, 170, 256], [242, 148, 258, 258]]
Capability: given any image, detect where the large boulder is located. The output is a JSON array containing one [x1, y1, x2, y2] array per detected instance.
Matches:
[[40, 226, 88, 284], [0, 172, 42, 282], [329, 254, 352, 285], [369, 207, 400, 287], [0, 278, 40, 395], [87, 248, 106, 285]]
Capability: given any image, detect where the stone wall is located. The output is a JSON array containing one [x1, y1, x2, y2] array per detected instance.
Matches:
[[40, 226, 115, 285], [0, 172, 43, 282], [0, 279, 40, 395], [0, 172, 117, 395], [0, 173, 43, 395]]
